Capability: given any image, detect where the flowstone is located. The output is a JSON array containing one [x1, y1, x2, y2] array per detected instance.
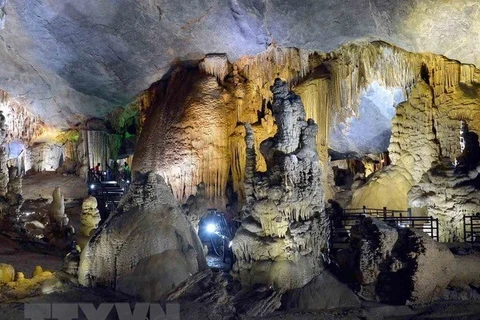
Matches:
[[232, 78, 329, 290], [78, 172, 207, 301]]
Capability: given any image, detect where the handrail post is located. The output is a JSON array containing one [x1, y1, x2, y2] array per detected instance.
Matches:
[[471, 216, 474, 244], [463, 215, 467, 243], [363, 206, 366, 216], [430, 216, 435, 239], [383, 207, 387, 220]]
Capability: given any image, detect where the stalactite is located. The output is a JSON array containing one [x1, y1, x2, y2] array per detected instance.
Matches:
[[234, 45, 314, 100], [199, 54, 229, 83], [0, 91, 45, 145]]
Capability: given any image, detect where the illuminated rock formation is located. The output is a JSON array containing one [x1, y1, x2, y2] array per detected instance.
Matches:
[[182, 182, 208, 230], [78, 172, 206, 301], [29, 143, 63, 172], [409, 164, 480, 242], [350, 80, 438, 210], [232, 78, 328, 290], [0, 263, 14, 283], [133, 67, 236, 207], [408, 123, 480, 242], [130, 42, 480, 210], [78, 196, 101, 249], [350, 57, 480, 211]]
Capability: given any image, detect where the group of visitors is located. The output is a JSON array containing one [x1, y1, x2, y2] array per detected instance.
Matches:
[[90, 160, 131, 183]]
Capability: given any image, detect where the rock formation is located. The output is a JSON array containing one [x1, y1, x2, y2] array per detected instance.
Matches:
[[232, 78, 329, 290], [0, 166, 24, 230], [78, 196, 101, 248], [48, 187, 67, 231], [409, 168, 480, 242], [338, 217, 480, 304], [80, 196, 101, 237], [0, 263, 14, 283], [281, 269, 361, 310], [78, 172, 207, 301], [132, 67, 236, 208], [127, 42, 480, 209], [351, 57, 480, 211], [406, 119, 480, 242], [166, 268, 286, 320], [182, 182, 209, 230]]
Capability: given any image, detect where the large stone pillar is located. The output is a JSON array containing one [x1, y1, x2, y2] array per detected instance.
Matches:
[[232, 78, 329, 289]]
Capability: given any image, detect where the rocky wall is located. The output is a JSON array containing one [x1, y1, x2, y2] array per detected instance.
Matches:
[[28, 143, 63, 172]]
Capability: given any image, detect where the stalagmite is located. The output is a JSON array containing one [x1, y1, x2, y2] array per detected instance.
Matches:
[[232, 78, 329, 290], [2, 166, 23, 229], [80, 196, 101, 238], [48, 187, 68, 235]]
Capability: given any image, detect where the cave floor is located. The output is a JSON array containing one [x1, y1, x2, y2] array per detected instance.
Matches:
[[22, 172, 88, 201], [0, 239, 480, 319], [1, 284, 480, 320]]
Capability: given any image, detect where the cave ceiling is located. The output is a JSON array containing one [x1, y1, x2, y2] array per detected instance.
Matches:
[[1, 0, 479, 127]]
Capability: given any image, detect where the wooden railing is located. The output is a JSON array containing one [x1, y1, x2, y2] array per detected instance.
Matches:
[[330, 207, 439, 249], [463, 215, 480, 244]]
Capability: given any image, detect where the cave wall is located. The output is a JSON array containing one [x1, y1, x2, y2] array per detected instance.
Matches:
[[28, 142, 63, 172], [131, 42, 480, 208]]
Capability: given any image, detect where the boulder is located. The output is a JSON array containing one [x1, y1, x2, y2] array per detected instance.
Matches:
[[78, 172, 206, 301], [282, 270, 361, 310]]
